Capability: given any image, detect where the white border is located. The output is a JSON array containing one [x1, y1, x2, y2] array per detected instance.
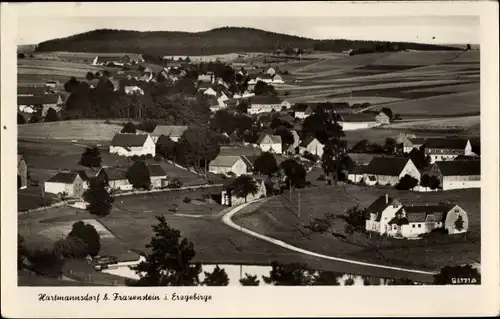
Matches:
[[2, 2, 499, 318]]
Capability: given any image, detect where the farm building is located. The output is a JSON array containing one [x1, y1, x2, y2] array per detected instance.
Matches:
[[294, 104, 315, 119], [17, 155, 28, 190], [18, 94, 63, 112], [197, 74, 214, 83], [44, 172, 86, 198], [424, 138, 474, 163], [18, 85, 47, 96], [347, 165, 367, 184], [109, 134, 156, 157], [298, 136, 324, 158], [209, 155, 249, 177], [256, 133, 282, 154], [402, 138, 427, 154], [221, 177, 267, 206], [337, 113, 379, 131], [248, 96, 290, 115], [147, 164, 169, 189], [248, 73, 284, 85], [265, 67, 276, 75], [151, 125, 188, 143], [428, 160, 480, 190], [375, 110, 391, 124], [74, 167, 108, 188], [103, 167, 132, 191], [365, 194, 469, 238], [363, 157, 421, 186]]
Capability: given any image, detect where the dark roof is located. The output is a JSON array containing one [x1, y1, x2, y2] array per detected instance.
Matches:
[[110, 134, 149, 147], [256, 133, 282, 145], [251, 95, 282, 105], [454, 155, 479, 161], [365, 157, 411, 176], [349, 165, 368, 174], [242, 155, 259, 168], [435, 160, 480, 176], [152, 125, 188, 137], [18, 94, 60, 106], [147, 164, 167, 177], [18, 86, 47, 95], [294, 104, 311, 112], [278, 114, 295, 123], [46, 172, 79, 184], [73, 168, 102, 181], [388, 215, 410, 225], [338, 113, 376, 122], [103, 167, 128, 181], [424, 138, 470, 150], [366, 195, 396, 222]]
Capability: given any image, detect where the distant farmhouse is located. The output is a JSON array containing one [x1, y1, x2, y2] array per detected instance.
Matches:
[[109, 134, 156, 157], [424, 138, 474, 163], [92, 54, 144, 66], [428, 160, 480, 190], [365, 194, 469, 238], [362, 157, 420, 186], [44, 171, 86, 198], [151, 125, 188, 143], [247, 96, 291, 115], [209, 155, 250, 177]]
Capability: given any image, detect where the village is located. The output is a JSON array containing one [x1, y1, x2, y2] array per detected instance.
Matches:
[[17, 36, 481, 287]]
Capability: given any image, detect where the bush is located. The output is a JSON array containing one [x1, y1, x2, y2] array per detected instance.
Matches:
[[131, 155, 140, 161], [139, 155, 146, 160], [154, 155, 162, 161], [183, 196, 191, 203], [26, 248, 65, 278], [68, 221, 101, 257], [396, 174, 419, 190], [146, 153, 153, 159], [168, 178, 183, 189], [317, 174, 326, 181]]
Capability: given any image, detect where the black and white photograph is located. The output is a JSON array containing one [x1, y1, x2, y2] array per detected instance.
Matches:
[[2, 1, 499, 318]]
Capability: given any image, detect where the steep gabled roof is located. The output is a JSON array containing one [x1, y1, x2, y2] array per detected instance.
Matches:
[[46, 172, 79, 184], [402, 204, 455, 223], [209, 155, 242, 168], [147, 164, 167, 177], [103, 167, 128, 181], [424, 138, 470, 150], [152, 125, 188, 138], [251, 95, 282, 105], [110, 134, 149, 147], [256, 133, 282, 145], [299, 136, 319, 147], [435, 160, 480, 176], [348, 165, 368, 175], [365, 157, 412, 176], [366, 195, 396, 222]]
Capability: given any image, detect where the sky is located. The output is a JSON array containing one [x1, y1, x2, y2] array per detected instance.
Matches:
[[15, 5, 480, 45]]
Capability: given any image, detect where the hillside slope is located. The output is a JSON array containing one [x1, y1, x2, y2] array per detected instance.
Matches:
[[35, 27, 462, 56]]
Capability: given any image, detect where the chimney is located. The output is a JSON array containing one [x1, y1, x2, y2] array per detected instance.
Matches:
[[385, 194, 388, 204]]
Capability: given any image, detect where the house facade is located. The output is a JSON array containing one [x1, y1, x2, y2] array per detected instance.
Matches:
[[247, 96, 290, 115], [209, 156, 248, 176], [428, 160, 480, 190], [424, 138, 473, 163], [151, 125, 188, 143], [365, 195, 469, 238], [44, 172, 86, 198], [18, 155, 28, 189], [256, 133, 282, 154], [147, 164, 169, 188], [109, 134, 156, 157], [363, 157, 421, 186], [298, 137, 324, 157], [104, 167, 133, 191], [347, 165, 367, 184], [402, 138, 427, 154], [221, 178, 267, 206]]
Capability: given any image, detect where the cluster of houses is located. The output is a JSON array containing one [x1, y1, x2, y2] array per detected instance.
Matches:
[[43, 163, 169, 198], [91, 54, 145, 67], [17, 85, 64, 122], [364, 194, 469, 238], [347, 137, 480, 191]]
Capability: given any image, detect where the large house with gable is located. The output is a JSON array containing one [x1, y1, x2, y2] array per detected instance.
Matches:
[[363, 157, 420, 186], [424, 138, 474, 163], [365, 194, 469, 238], [109, 134, 156, 157], [256, 133, 282, 154]]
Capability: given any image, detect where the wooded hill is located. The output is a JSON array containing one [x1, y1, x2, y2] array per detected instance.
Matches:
[[35, 27, 462, 56]]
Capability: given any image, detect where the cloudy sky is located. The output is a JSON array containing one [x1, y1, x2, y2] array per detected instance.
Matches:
[[14, 3, 480, 45]]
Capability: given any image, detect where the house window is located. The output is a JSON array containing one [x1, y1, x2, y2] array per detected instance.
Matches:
[[418, 224, 421, 228], [412, 224, 415, 228]]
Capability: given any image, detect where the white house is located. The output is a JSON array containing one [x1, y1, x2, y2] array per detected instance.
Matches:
[[294, 104, 315, 119], [248, 96, 291, 115], [265, 67, 276, 76], [209, 155, 249, 176], [104, 167, 133, 192], [147, 164, 169, 189], [298, 136, 324, 158], [203, 87, 217, 97], [365, 194, 469, 238], [124, 86, 145, 95], [428, 160, 480, 190], [363, 157, 421, 186], [256, 133, 282, 154], [337, 113, 379, 131], [109, 134, 156, 157], [424, 138, 473, 164], [44, 172, 86, 198], [221, 177, 267, 206], [347, 165, 367, 184], [151, 125, 188, 143], [402, 138, 427, 154]]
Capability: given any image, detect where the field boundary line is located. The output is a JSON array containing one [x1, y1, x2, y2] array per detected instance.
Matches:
[[222, 199, 438, 276]]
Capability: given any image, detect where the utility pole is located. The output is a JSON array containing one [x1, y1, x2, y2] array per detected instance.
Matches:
[[297, 192, 301, 219]]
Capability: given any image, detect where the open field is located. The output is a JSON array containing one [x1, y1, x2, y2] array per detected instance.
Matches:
[[383, 116, 480, 132], [18, 58, 103, 85], [18, 188, 435, 282], [234, 184, 480, 271]]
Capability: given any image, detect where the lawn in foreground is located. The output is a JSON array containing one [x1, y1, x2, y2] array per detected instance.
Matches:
[[233, 184, 480, 271]]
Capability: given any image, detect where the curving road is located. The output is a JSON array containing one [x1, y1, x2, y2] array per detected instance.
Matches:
[[221, 199, 438, 276]]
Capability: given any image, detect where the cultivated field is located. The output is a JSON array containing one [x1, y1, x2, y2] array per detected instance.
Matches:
[[234, 184, 480, 272], [18, 58, 103, 85]]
